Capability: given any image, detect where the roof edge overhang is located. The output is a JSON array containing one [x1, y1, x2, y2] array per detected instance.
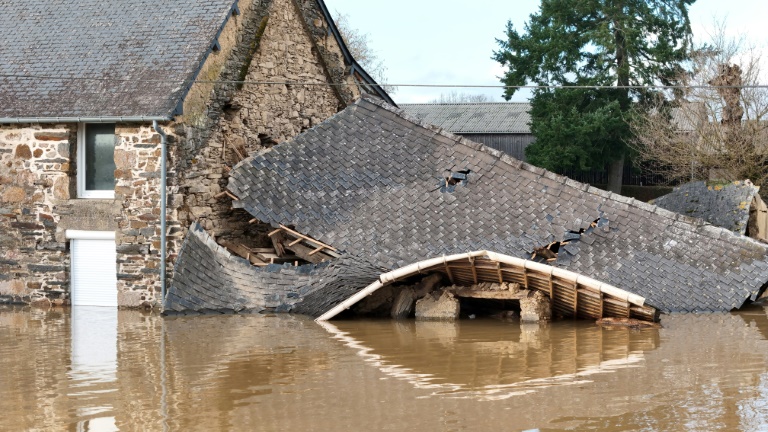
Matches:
[[315, 250, 652, 321], [0, 115, 173, 124], [170, 0, 241, 116], [313, 0, 397, 107]]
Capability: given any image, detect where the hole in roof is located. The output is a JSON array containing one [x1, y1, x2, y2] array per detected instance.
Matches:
[[438, 168, 471, 193], [531, 217, 606, 263]]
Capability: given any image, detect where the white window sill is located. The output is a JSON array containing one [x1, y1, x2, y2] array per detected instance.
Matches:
[[78, 191, 115, 199]]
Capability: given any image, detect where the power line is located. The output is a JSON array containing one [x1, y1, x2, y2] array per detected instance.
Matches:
[[1, 72, 767, 89]]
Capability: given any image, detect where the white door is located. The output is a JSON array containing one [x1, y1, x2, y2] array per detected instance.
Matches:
[[68, 230, 117, 307]]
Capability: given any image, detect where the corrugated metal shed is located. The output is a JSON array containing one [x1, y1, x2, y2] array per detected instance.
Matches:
[[400, 103, 532, 134]]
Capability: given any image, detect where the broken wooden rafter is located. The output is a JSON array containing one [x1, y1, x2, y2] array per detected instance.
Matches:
[[215, 190, 240, 200], [266, 224, 340, 264]]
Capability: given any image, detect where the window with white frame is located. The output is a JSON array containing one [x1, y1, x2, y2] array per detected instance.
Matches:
[[77, 123, 116, 198]]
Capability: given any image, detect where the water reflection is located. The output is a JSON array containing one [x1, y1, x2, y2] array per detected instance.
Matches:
[[69, 306, 118, 431], [1, 307, 768, 431], [319, 319, 661, 400]]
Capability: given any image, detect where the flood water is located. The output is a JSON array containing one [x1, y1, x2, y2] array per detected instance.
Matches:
[[2, 307, 768, 431]]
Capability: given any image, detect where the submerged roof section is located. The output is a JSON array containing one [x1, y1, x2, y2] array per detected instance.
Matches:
[[229, 96, 768, 313], [0, 0, 239, 120], [400, 103, 532, 134], [652, 180, 760, 235]]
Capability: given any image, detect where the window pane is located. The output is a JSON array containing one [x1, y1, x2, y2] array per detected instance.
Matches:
[[85, 124, 116, 191]]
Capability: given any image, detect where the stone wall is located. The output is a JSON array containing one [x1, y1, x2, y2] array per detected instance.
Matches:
[[112, 125, 182, 307], [175, 0, 360, 248], [0, 123, 182, 307], [0, 125, 72, 305]]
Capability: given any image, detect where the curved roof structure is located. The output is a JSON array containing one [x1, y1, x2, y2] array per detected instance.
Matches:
[[165, 223, 385, 316], [226, 96, 768, 313]]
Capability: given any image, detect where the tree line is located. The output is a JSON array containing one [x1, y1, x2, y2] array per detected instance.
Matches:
[[494, 0, 767, 192]]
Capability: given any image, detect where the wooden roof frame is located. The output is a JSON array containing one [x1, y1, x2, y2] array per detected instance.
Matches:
[[315, 250, 659, 322]]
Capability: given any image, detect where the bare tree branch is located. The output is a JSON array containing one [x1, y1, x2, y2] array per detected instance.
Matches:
[[630, 21, 768, 187], [429, 91, 492, 103], [333, 12, 396, 95]]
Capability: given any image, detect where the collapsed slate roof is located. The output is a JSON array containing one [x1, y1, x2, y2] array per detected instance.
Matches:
[[400, 103, 532, 134], [220, 96, 768, 313], [652, 180, 760, 236], [165, 223, 385, 316]]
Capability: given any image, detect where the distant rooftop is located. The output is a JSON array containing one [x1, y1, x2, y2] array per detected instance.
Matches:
[[400, 103, 532, 134], [401, 102, 698, 134]]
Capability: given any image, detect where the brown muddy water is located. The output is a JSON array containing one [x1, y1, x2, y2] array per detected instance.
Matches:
[[2, 307, 768, 431]]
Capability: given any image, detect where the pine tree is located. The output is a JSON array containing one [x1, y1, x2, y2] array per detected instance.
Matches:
[[494, 0, 695, 192]]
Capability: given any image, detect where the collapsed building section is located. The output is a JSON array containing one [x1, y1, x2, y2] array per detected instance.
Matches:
[[164, 223, 386, 316], [168, 96, 768, 320], [652, 180, 767, 242]]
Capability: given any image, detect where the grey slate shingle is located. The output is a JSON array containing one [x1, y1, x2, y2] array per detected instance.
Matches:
[[0, 0, 236, 119], [653, 180, 759, 236], [224, 95, 768, 314], [400, 103, 697, 134], [165, 222, 385, 316]]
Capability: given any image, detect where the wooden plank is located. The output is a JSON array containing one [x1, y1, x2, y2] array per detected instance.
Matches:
[[217, 240, 251, 260], [572, 280, 579, 318], [279, 224, 337, 251], [470, 257, 478, 285], [548, 276, 554, 300], [249, 248, 277, 254], [444, 262, 455, 284], [256, 252, 279, 261], [598, 291, 603, 318], [268, 256, 300, 264], [270, 230, 287, 257], [285, 242, 330, 264], [449, 288, 529, 300], [308, 245, 325, 256]]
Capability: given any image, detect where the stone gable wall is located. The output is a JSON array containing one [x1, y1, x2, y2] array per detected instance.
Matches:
[[176, 0, 360, 248]]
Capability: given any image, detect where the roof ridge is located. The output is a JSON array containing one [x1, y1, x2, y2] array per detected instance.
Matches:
[[358, 95, 755, 241]]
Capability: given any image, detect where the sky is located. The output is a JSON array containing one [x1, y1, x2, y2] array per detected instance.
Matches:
[[324, 0, 768, 104]]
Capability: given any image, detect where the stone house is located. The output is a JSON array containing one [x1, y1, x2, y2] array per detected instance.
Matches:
[[0, 0, 392, 308]]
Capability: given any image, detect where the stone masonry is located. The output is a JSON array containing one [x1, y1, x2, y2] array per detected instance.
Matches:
[[0, 124, 184, 307], [174, 0, 361, 248]]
